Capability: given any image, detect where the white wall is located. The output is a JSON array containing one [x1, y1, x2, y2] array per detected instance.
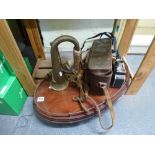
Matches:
[[39, 19, 114, 52]]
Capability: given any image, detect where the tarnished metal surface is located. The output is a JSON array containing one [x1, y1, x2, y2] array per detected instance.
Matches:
[[50, 35, 80, 91]]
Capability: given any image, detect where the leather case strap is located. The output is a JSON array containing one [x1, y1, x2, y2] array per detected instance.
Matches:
[[81, 32, 116, 51], [76, 82, 115, 131]]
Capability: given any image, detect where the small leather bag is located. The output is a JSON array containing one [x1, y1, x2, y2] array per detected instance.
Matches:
[[80, 32, 116, 130], [86, 39, 112, 95], [82, 32, 115, 95]]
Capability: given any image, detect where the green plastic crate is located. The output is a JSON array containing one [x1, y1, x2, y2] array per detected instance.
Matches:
[[0, 50, 14, 75], [0, 51, 33, 74], [0, 76, 27, 115], [0, 59, 11, 90]]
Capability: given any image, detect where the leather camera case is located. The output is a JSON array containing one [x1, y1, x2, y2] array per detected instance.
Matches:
[[84, 38, 113, 95]]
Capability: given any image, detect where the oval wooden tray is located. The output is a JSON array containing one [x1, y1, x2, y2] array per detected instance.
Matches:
[[34, 63, 130, 124]]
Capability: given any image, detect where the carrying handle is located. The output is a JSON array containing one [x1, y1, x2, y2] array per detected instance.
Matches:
[[98, 82, 115, 130], [81, 32, 116, 51], [50, 35, 80, 51], [50, 35, 81, 73], [86, 82, 115, 130], [73, 80, 115, 130]]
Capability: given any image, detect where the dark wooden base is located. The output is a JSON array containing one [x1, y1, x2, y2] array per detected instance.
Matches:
[[33, 62, 130, 124]]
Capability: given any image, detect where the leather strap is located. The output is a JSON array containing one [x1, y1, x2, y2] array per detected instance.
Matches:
[[81, 32, 116, 50], [72, 96, 89, 114], [81, 32, 122, 60], [98, 82, 115, 130], [74, 82, 115, 130]]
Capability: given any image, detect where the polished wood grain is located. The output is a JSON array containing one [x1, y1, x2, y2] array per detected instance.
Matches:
[[34, 63, 130, 123]]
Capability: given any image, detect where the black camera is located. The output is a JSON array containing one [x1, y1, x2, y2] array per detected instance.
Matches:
[[112, 59, 126, 88]]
